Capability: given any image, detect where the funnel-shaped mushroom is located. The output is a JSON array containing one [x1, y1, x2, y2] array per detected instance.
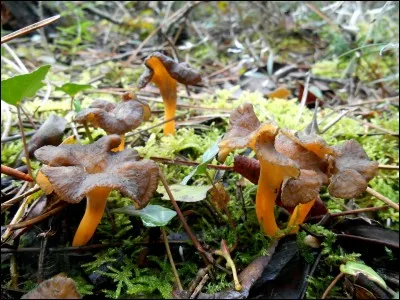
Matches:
[[254, 126, 300, 237], [34, 135, 159, 246], [74, 95, 150, 151], [137, 52, 202, 135], [327, 139, 378, 199]]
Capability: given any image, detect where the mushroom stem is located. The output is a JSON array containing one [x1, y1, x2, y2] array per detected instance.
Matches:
[[72, 187, 111, 246], [255, 166, 283, 238], [146, 56, 178, 135], [162, 95, 177, 135], [286, 198, 316, 234]]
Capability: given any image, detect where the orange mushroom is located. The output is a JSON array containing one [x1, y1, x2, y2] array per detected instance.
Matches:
[[74, 94, 150, 151], [253, 125, 300, 237], [34, 135, 159, 246], [137, 52, 202, 135]]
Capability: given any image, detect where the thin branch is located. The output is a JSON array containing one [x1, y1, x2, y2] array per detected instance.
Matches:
[[149, 156, 233, 171], [161, 228, 183, 290], [296, 72, 311, 123], [159, 169, 213, 264], [7, 203, 68, 230], [1, 15, 61, 44], [366, 187, 399, 211], [17, 106, 34, 186], [321, 272, 345, 299]]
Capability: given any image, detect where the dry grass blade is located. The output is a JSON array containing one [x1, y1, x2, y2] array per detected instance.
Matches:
[[1, 15, 61, 44]]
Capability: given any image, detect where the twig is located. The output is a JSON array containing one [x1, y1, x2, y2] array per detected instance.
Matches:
[[149, 156, 233, 171], [190, 273, 209, 299], [1, 165, 33, 182], [126, 1, 201, 64], [1, 15, 61, 44], [308, 206, 389, 222], [320, 108, 358, 134], [84, 6, 123, 25], [336, 233, 399, 248], [161, 227, 183, 290], [20, 105, 37, 130], [1, 243, 121, 254], [7, 203, 68, 230], [378, 164, 399, 170], [17, 106, 34, 187], [366, 187, 399, 211], [126, 115, 182, 138], [296, 72, 311, 124], [321, 272, 345, 299], [1, 101, 13, 140], [159, 169, 213, 264], [1, 131, 35, 143], [2, 43, 28, 73]]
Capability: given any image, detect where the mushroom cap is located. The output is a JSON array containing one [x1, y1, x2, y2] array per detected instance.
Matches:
[[327, 139, 378, 198], [281, 129, 334, 159], [218, 103, 261, 162], [74, 99, 150, 135], [137, 52, 202, 89], [34, 135, 159, 208], [255, 126, 299, 188], [275, 132, 328, 184], [281, 169, 323, 208], [28, 114, 67, 157], [21, 274, 81, 299]]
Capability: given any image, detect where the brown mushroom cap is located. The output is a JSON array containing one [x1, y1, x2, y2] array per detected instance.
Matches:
[[275, 132, 328, 184], [74, 99, 150, 135], [21, 274, 81, 299], [327, 139, 378, 198], [281, 129, 334, 159], [27, 114, 67, 158], [137, 52, 202, 88], [34, 135, 159, 208], [281, 169, 323, 208], [218, 103, 262, 162]]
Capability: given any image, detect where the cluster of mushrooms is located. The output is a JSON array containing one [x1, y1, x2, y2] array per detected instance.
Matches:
[[34, 52, 201, 246], [32, 53, 378, 247], [218, 103, 379, 238]]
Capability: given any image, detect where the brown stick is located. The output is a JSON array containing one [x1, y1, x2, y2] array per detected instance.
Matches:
[[149, 156, 233, 171], [308, 206, 389, 222], [321, 272, 345, 299], [366, 187, 399, 211], [1, 15, 61, 44], [1, 165, 33, 182], [159, 169, 213, 264], [161, 227, 183, 290], [7, 203, 68, 230], [17, 106, 34, 187]]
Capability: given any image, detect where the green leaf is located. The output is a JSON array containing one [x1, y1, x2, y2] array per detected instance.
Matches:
[[113, 204, 176, 227], [1, 65, 51, 106], [157, 184, 212, 202], [55, 82, 92, 97], [181, 140, 220, 185], [340, 261, 387, 288]]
